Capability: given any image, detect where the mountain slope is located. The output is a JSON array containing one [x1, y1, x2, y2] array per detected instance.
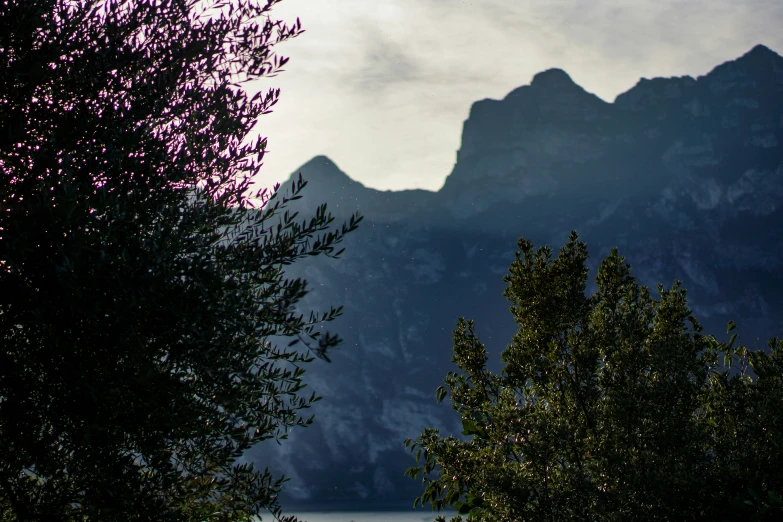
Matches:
[[251, 44, 783, 508]]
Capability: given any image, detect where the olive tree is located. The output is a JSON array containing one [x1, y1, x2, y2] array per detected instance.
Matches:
[[0, 1, 360, 520], [406, 232, 782, 522]]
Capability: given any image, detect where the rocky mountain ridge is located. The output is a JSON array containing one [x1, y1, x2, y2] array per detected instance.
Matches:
[[252, 44, 783, 508]]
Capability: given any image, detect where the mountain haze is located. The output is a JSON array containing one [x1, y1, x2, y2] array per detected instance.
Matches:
[[253, 44, 783, 508]]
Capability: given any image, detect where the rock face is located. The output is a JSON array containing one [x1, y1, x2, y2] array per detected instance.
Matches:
[[250, 44, 783, 508]]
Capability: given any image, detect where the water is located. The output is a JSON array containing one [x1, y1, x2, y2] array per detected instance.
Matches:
[[272, 499, 458, 522], [286, 511, 457, 522]]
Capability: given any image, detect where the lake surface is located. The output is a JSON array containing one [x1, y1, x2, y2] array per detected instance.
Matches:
[[286, 511, 457, 522], [271, 499, 458, 522]]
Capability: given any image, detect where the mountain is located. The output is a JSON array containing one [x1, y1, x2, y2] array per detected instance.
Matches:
[[250, 44, 783, 508]]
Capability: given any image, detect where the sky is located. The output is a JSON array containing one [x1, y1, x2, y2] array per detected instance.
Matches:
[[247, 0, 783, 193]]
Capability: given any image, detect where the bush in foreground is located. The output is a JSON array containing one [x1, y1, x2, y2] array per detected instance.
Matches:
[[406, 231, 783, 522]]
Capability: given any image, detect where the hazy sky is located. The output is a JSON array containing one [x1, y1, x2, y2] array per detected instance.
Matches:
[[248, 0, 783, 193]]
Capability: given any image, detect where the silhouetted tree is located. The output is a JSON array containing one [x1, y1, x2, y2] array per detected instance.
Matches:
[[0, 1, 360, 520], [406, 232, 782, 522]]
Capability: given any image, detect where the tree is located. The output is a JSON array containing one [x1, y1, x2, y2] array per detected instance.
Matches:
[[405, 232, 783, 522], [0, 1, 360, 520]]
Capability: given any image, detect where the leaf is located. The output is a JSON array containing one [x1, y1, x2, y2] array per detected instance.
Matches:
[[435, 386, 447, 403], [728, 333, 737, 349], [727, 320, 737, 333], [455, 501, 472, 514], [461, 418, 477, 436], [466, 492, 484, 507]]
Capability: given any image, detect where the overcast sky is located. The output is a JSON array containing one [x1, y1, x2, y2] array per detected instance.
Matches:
[[247, 0, 783, 193]]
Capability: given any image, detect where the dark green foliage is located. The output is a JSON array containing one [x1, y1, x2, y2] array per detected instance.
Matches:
[[0, 1, 360, 520], [406, 232, 782, 522]]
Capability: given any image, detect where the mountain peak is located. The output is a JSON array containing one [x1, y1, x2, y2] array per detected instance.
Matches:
[[285, 155, 359, 188], [296, 154, 338, 175], [497, 67, 599, 106], [701, 44, 783, 94], [730, 43, 783, 71], [530, 68, 577, 89], [306, 154, 335, 166], [742, 44, 779, 60]]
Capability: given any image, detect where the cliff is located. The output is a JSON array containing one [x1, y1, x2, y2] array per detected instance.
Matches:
[[251, 44, 783, 507]]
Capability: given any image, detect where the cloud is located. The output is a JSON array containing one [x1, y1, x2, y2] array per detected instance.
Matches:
[[251, 0, 783, 193], [350, 32, 424, 95]]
